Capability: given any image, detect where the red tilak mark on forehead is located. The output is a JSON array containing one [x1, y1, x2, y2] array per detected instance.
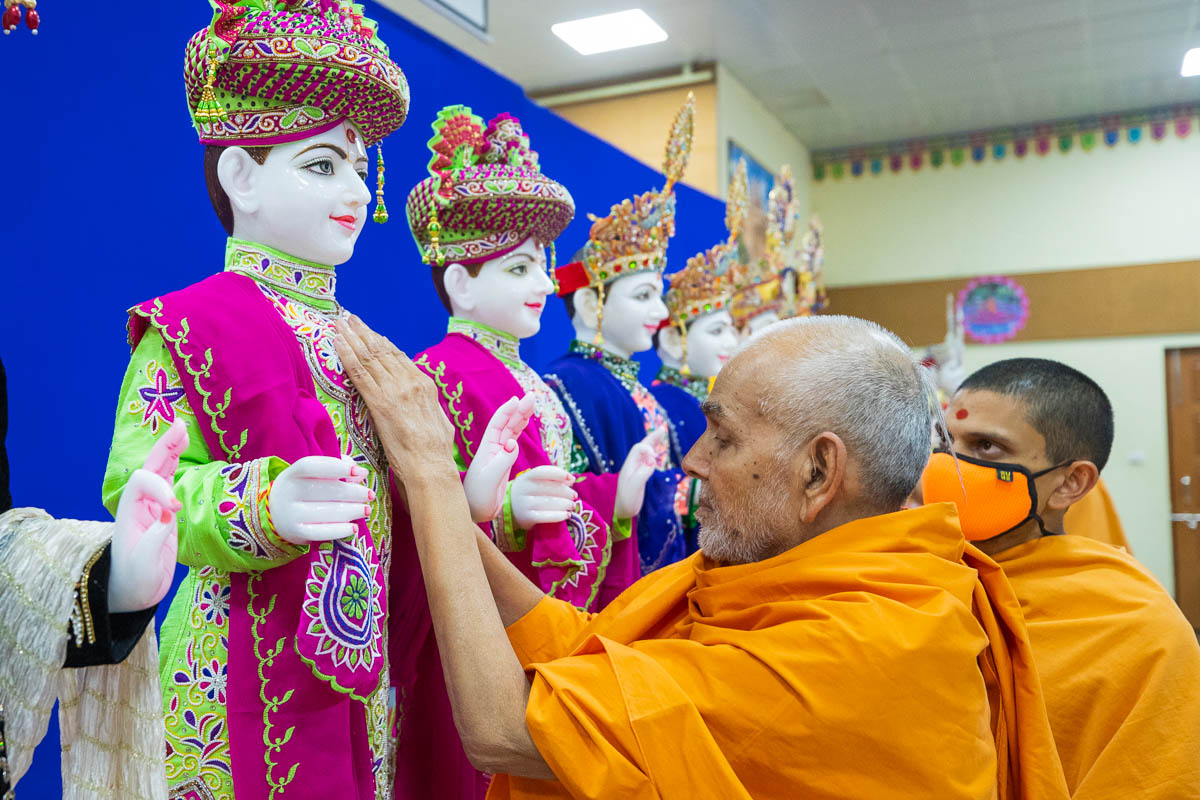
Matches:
[[956, 409, 969, 420], [346, 127, 358, 145]]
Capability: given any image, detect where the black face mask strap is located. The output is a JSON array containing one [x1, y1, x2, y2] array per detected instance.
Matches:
[[1026, 460, 1074, 537]]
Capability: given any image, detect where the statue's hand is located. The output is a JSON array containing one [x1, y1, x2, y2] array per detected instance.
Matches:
[[268, 455, 371, 545], [509, 465, 577, 529], [463, 395, 535, 523], [614, 429, 664, 520], [109, 419, 188, 613]]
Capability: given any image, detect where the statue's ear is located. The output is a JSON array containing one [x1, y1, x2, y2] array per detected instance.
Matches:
[[443, 262, 475, 313], [217, 147, 263, 218], [573, 287, 600, 329], [658, 324, 683, 361]]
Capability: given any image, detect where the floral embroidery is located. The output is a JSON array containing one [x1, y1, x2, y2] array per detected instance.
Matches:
[[197, 580, 231, 628], [544, 501, 611, 610], [302, 539, 384, 674], [127, 359, 192, 433], [225, 239, 337, 304], [340, 574, 370, 620], [197, 658, 229, 705], [164, 567, 233, 799], [629, 383, 671, 468], [217, 460, 288, 561]]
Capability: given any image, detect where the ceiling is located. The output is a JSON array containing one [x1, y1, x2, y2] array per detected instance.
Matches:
[[381, 0, 1200, 150]]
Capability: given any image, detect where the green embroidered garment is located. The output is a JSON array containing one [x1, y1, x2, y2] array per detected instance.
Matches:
[[103, 240, 395, 800]]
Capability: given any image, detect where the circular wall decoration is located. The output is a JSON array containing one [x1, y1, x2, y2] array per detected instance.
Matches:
[[957, 276, 1030, 343]]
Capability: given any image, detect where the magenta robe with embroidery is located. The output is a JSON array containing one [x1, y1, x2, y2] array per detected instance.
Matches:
[[129, 273, 389, 800], [390, 331, 634, 800]]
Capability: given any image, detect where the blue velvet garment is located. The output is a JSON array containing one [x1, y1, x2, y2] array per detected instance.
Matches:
[[649, 377, 707, 458], [544, 349, 691, 574]]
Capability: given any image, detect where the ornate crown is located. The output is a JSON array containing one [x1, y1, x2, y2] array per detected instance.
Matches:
[[664, 159, 748, 328], [800, 215, 829, 313], [184, 0, 409, 147], [406, 106, 575, 267], [554, 93, 695, 296], [730, 163, 800, 328]]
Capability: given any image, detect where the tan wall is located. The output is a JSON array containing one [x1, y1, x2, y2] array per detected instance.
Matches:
[[551, 83, 720, 197]]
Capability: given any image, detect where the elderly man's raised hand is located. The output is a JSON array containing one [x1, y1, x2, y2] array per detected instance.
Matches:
[[335, 314, 458, 481], [109, 418, 187, 613], [614, 428, 665, 520]]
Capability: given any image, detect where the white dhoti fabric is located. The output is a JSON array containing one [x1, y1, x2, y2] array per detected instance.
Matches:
[[0, 508, 166, 799]]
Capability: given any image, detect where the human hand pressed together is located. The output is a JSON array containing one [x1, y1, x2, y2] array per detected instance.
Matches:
[[109, 418, 187, 613]]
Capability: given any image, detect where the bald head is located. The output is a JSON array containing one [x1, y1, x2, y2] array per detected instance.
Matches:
[[734, 315, 940, 513]]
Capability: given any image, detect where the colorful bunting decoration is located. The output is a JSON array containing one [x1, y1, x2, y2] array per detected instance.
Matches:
[[812, 104, 1196, 182]]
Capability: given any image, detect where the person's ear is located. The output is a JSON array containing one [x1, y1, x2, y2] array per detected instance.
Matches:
[[217, 146, 263, 217], [798, 432, 847, 524], [573, 287, 599, 329], [658, 325, 683, 360], [443, 263, 475, 314], [1045, 460, 1100, 512]]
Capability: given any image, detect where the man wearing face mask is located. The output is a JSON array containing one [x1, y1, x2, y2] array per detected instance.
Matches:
[[923, 358, 1200, 798], [333, 313, 1070, 800], [99, 2, 424, 797], [545, 96, 700, 577], [650, 161, 746, 470]]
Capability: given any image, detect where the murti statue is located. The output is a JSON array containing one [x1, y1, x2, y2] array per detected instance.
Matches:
[[1, 417, 187, 800], [390, 104, 656, 799], [545, 95, 702, 574], [99, 2, 429, 797], [650, 159, 748, 457], [790, 210, 829, 319]]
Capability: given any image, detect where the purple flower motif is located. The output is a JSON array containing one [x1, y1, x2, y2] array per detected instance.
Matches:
[[197, 659, 229, 704], [199, 582, 232, 627]]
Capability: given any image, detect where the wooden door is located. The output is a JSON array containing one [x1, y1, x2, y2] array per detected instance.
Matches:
[[1165, 348, 1200, 630]]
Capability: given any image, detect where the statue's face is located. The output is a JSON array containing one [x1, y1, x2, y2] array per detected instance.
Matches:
[[742, 309, 781, 342], [686, 310, 739, 378], [451, 237, 552, 340], [233, 121, 371, 266], [602, 271, 668, 357]]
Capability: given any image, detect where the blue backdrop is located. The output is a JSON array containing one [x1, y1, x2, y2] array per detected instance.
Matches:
[[0, 2, 723, 794]]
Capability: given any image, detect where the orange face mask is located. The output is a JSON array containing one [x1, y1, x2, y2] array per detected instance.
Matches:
[[921, 451, 1068, 541]]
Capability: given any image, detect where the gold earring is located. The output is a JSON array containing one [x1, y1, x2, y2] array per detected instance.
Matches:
[[678, 319, 690, 377], [372, 145, 388, 224], [593, 283, 606, 346]]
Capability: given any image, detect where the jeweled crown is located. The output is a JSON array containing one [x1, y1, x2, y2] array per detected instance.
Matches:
[[664, 159, 749, 326], [730, 164, 798, 327], [555, 94, 695, 295]]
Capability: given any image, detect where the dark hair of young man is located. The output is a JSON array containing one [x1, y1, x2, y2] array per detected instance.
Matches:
[[958, 357, 1114, 471]]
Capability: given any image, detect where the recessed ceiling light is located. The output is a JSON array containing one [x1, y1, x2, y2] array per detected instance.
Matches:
[[551, 9, 668, 56], [1182, 47, 1200, 77]]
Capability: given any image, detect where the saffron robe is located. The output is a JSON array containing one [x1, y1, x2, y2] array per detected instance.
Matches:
[[996, 534, 1200, 798], [488, 504, 1068, 800], [1063, 479, 1130, 551]]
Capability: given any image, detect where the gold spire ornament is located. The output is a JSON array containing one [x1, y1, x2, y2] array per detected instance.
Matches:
[[373, 145, 388, 224]]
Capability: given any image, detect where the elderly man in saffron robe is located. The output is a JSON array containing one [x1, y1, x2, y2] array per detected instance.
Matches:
[[336, 314, 1070, 800]]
